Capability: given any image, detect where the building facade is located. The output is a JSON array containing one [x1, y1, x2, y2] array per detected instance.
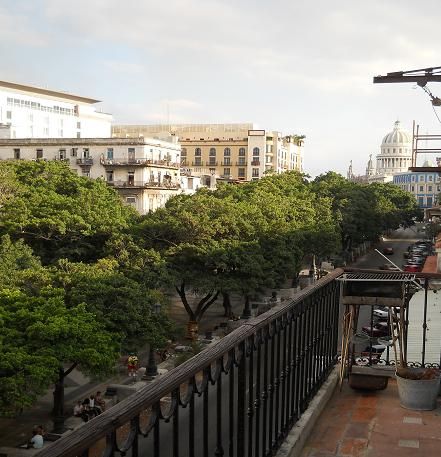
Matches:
[[0, 80, 112, 139], [393, 165, 441, 208], [112, 123, 304, 181], [367, 120, 413, 183], [0, 137, 182, 214]]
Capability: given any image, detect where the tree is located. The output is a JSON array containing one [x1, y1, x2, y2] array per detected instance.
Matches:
[[0, 286, 118, 431], [55, 259, 172, 352], [0, 160, 137, 264]]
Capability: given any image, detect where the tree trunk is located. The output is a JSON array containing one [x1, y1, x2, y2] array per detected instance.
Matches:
[[52, 368, 65, 434], [241, 295, 251, 319], [222, 291, 233, 318]]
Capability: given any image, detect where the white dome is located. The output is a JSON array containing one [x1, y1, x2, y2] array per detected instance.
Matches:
[[381, 121, 411, 145]]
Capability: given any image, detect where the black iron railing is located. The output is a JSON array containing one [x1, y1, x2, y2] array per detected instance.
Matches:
[[36, 270, 342, 457]]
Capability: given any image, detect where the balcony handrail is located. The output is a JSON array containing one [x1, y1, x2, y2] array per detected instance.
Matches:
[[101, 158, 180, 168], [37, 269, 343, 457], [109, 180, 180, 189]]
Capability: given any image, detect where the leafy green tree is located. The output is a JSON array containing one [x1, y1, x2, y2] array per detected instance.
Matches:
[[0, 160, 137, 264], [55, 259, 172, 352], [0, 286, 118, 431]]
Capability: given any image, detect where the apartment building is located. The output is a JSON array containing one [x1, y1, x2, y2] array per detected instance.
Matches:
[[112, 123, 304, 181], [0, 80, 112, 139], [393, 165, 441, 208], [0, 136, 182, 214]]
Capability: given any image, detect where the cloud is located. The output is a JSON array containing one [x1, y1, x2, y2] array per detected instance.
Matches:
[[0, 5, 49, 47]]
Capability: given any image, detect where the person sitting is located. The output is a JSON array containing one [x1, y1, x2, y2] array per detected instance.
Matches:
[[27, 428, 44, 449], [89, 394, 102, 415], [74, 400, 89, 422], [95, 391, 106, 412]]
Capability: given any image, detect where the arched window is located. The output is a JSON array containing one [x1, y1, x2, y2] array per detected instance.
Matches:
[[253, 147, 260, 156], [195, 147, 201, 156], [239, 147, 246, 156], [224, 148, 231, 156], [209, 148, 216, 156], [181, 147, 187, 156]]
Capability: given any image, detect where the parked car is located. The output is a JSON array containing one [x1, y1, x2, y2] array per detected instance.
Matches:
[[383, 247, 394, 255], [362, 321, 390, 337], [404, 264, 422, 272], [373, 308, 389, 319]]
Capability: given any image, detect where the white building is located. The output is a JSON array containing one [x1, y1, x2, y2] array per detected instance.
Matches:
[[0, 80, 112, 139], [0, 137, 183, 214], [367, 121, 413, 183]]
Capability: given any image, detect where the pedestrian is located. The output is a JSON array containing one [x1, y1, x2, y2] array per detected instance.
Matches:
[[27, 427, 44, 449], [89, 394, 101, 415], [74, 400, 89, 422], [95, 391, 106, 412]]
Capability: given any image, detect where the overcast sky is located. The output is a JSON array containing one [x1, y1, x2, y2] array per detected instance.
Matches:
[[2, 0, 441, 176]]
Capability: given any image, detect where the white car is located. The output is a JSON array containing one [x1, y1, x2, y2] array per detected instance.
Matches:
[[373, 308, 389, 319]]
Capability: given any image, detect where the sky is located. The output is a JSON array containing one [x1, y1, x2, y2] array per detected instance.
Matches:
[[2, 0, 441, 176]]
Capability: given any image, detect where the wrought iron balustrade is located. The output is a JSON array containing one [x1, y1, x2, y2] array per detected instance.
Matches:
[[37, 270, 342, 457]]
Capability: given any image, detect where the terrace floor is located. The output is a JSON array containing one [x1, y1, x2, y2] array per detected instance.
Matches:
[[301, 378, 441, 457]]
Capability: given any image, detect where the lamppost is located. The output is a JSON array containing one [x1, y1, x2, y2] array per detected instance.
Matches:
[[145, 303, 161, 378]]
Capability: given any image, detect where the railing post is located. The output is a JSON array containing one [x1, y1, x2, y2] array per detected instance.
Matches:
[[237, 341, 246, 457]]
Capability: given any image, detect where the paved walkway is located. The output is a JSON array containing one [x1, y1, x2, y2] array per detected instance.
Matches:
[[301, 378, 441, 457]]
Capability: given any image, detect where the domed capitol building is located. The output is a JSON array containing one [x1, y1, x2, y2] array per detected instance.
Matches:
[[366, 120, 413, 183]]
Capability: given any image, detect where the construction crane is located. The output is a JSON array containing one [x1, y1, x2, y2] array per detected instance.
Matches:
[[373, 66, 441, 105]]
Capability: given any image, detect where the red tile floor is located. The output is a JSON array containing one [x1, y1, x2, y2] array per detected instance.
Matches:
[[301, 378, 441, 457]]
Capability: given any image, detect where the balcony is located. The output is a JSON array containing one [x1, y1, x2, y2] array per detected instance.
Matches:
[[108, 180, 180, 189], [207, 161, 218, 166], [251, 160, 260, 166], [221, 161, 232, 166], [101, 158, 180, 168], [236, 161, 248, 166], [33, 269, 441, 457], [191, 161, 204, 166], [76, 158, 93, 166]]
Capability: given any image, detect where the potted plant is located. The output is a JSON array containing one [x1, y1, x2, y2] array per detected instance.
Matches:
[[390, 307, 440, 410]]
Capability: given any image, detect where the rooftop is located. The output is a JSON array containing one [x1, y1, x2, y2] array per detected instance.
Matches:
[[0, 80, 100, 104]]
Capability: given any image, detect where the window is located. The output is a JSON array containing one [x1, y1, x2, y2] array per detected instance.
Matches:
[[238, 157, 246, 165], [209, 157, 217, 166], [194, 157, 202, 166], [429, 175, 433, 181], [71, 148, 78, 157], [6, 111, 11, 119], [223, 157, 231, 165], [13, 148, 20, 159], [419, 186, 424, 192], [83, 148, 90, 158], [427, 197, 433, 207], [36, 149, 43, 159], [418, 197, 424, 206], [77, 122, 81, 129], [411, 186, 415, 192], [253, 147, 260, 156], [43, 127, 49, 136], [195, 148, 202, 156], [252, 168, 259, 177], [428, 185, 433, 192], [128, 171, 135, 186], [419, 175, 424, 182], [238, 168, 245, 178], [224, 148, 231, 156], [59, 149, 66, 160], [106, 171, 114, 182], [107, 148, 114, 159], [181, 147, 187, 156], [411, 175, 415, 182], [209, 148, 216, 156], [77, 132, 81, 138], [239, 147, 246, 156], [223, 168, 231, 177]]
